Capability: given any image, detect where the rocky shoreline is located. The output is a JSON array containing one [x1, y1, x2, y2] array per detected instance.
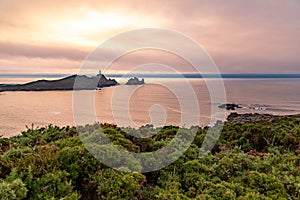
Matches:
[[226, 112, 300, 124]]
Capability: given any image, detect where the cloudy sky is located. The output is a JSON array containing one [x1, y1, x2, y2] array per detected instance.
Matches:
[[1, 0, 300, 75]]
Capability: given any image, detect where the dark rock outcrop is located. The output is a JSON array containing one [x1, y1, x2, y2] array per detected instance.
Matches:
[[0, 74, 118, 92], [125, 77, 145, 85], [218, 103, 243, 110]]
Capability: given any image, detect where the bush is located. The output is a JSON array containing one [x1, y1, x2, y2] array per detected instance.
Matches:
[[0, 118, 299, 199]]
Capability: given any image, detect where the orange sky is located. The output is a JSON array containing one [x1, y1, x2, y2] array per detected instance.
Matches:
[[1, 0, 300, 74]]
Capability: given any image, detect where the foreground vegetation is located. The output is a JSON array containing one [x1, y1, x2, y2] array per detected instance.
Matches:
[[1, 115, 300, 199]]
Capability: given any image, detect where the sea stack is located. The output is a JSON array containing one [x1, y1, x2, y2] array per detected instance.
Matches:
[[125, 77, 145, 85]]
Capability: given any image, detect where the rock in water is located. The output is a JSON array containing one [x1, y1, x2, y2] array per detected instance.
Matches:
[[125, 77, 145, 85], [218, 103, 242, 110]]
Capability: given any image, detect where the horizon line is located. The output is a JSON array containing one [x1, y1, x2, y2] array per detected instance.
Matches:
[[1, 73, 300, 79]]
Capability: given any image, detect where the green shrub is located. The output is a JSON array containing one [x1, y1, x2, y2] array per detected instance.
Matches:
[[0, 119, 299, 199], [0, 169, 28, 200], [91, 168, 145, 199]]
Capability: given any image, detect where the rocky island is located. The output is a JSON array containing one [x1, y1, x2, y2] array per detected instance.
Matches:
[[0, 73, 118, 92], [125, 77, 145, 85]]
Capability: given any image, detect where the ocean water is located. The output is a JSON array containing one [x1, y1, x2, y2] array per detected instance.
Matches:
[[0, 78, 300, 137]]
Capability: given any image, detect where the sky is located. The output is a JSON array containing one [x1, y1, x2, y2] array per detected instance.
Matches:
[[0, 0, 300, 75]]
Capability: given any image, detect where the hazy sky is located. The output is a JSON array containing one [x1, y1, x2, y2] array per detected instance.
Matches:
[[1, 0, 300, 74]]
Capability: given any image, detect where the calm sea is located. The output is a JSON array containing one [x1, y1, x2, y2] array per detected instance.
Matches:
[[1, 77, 300, 137]]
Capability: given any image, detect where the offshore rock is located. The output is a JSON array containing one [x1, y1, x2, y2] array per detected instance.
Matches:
[[125, 77, 145, 85]]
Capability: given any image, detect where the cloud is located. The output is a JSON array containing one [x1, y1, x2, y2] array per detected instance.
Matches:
[[0, 41, 90, 61], [0, 56, 80, 74], [0, 0, 300, 74]]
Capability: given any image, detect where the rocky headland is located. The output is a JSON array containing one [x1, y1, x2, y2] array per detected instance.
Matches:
[[0, 73, 118, 92]]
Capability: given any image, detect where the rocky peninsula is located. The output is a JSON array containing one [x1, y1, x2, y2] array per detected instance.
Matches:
[[0, 73, 118, 92]]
